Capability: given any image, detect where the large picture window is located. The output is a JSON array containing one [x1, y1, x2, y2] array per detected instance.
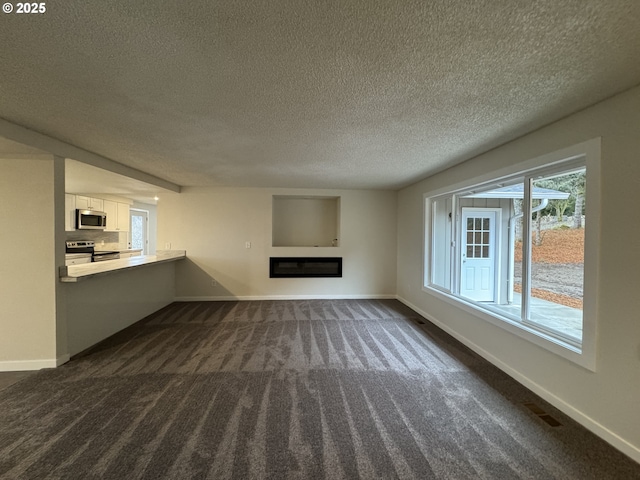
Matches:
[[424, 141, 599, 369]]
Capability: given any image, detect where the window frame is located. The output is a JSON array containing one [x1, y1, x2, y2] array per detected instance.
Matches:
[[422, 139, 600, 371]]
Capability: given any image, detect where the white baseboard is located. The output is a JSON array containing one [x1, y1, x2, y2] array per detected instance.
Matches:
[[174, 294, 397, 302], [0, 358, 59, 372], [0, 354, 70, 372], [396, 295, 640, 465]]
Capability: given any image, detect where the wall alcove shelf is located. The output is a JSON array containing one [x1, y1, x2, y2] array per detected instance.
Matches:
[[272, 195, 340, 247]]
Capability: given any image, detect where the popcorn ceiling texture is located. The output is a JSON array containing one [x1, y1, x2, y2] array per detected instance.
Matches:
[[1, 0, 640, 189]]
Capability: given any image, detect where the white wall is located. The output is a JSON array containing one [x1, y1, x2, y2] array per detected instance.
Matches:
[[0, 156, 59, 369], [397, 85, 640, 461], [158, 187, 397, 299]]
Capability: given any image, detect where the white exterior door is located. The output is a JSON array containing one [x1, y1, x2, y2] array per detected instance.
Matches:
[[130, 209, 149, 254], [460, 209, 499, 302]]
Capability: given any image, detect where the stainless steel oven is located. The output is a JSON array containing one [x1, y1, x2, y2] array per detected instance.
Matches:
[[66, 241, 120, 262]]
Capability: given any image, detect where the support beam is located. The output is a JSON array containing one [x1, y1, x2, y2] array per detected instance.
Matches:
[[0, 117, 181, 193]]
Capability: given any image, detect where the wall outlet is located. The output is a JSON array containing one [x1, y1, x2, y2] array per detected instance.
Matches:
[[165, 242, 171, 249], [245, 241, 251, 249], [211, 279, 217, 287]]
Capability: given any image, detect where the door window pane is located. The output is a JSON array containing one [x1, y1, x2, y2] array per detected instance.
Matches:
[[130, 211, 148, 254], [131, 215, 144, 250]]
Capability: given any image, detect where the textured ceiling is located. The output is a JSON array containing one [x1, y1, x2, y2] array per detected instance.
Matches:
[[1, 0, 640, 190]]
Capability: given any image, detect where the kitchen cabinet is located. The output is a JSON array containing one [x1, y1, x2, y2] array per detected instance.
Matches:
[[104, 200, 130, 232], [65, 254, 92, 265], [117, 202, 130, 232], [103, 200, 117, 231], [65, 194, 76, 231], [75, 195, 104, 212], [67, 194, 131, 231], [119, 250, 142, 258]]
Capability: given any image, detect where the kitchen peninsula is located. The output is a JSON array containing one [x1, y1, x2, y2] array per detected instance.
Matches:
[[60, 250, 185, 282], [62, 250, 186, 356]]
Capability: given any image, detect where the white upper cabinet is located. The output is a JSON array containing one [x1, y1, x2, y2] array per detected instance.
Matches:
[[65, 194, 76, 231], [117, 202, 130, 232], [103, 200, 117, 231], [75, 195, 104, 211], [104, 199, 130, 232]]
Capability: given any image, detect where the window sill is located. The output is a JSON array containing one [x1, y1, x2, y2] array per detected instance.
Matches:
[[421, 285, 595, 371]]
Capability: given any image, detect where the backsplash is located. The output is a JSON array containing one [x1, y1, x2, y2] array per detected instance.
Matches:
[[66, 230, 129, 251]]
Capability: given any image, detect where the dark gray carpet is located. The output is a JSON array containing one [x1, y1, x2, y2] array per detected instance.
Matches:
[[1, 299, 638, 479]]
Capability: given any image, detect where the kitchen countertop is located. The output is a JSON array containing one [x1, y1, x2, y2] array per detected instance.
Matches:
[[59, 250, 186, 282], [94, 248, 143, 253]]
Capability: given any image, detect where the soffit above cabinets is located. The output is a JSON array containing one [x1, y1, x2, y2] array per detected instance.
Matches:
[[65, 159, 173, 205], [0, 136, 173, 205]]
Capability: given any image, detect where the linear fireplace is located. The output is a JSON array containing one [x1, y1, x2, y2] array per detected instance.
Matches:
[[269, 257, 342, 278]]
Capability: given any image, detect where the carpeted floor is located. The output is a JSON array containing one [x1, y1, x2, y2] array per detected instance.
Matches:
[[1, 299, 638, 479]]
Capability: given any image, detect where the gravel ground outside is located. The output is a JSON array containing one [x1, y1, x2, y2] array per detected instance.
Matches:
[[514, 263, 584, 298], [514, 228, 584, 309], [514, 263, 583, 309]]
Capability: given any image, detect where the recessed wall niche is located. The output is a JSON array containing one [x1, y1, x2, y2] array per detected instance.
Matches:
[[272, 195, 340, 247]]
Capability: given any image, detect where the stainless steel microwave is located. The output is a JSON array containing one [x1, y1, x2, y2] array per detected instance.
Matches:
[[76, 209, 107, 230]]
